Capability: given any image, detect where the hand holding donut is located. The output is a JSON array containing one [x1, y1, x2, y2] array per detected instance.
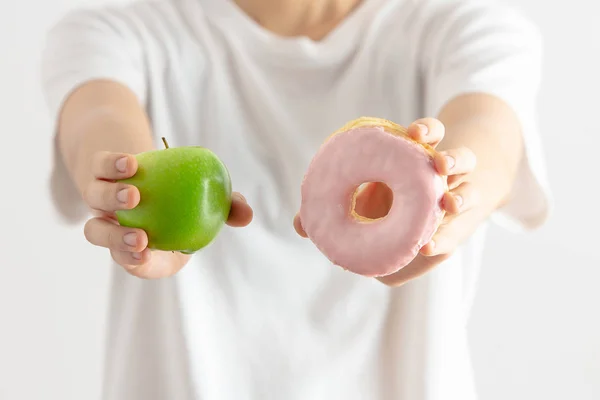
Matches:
[[376, 118, 479, 287], [294, 117, 478, 286]]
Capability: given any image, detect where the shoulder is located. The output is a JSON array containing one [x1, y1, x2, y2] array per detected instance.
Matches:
[[376, 0, 541, 51], [369, 0, 543, 88], [414, 0, 540, 47], [45, 0, 193, 49], [398, 0, 538, 28], [42, 0, 208, 95]]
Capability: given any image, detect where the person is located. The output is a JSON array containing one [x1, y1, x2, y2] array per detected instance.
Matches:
[[41, 0, 551, 398]]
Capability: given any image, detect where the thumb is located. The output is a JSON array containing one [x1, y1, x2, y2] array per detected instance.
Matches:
[[293, 213, 308, 238], [226, 192, 253, 227]]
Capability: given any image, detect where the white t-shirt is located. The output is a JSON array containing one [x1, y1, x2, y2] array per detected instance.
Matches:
[[41, 0, 551, 399]]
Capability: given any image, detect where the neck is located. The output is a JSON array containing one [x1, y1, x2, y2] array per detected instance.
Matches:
[[233, 0, 363, 40]]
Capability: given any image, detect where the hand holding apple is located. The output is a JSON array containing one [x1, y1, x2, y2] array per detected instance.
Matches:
[[81, 142, 253, 279]]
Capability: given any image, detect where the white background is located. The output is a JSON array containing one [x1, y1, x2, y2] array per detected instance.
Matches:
[[0, 0, 598, 399]]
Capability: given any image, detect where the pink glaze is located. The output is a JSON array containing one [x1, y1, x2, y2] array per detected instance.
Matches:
[[299, 126, 446, 277]]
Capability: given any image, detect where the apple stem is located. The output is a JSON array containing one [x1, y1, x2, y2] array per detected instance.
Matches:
[[162, 137, 170, 149]]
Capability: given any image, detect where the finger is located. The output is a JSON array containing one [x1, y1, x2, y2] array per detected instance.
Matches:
[[421, 236, 454, 257], [91, 151, 138, 180], [104, 212, 119, 222], [419, 240, 437, 256], [126, 250, 188, 279], [434, 147, 476, 176], [110, 248, 151, 270], [377, 253, 452, 287], [226, 193, 253, 227], [293, 213, 308, 238], [83, 180, 140, 212], [84, 217, 148, 252], [407, 118, 445, 147], [420, 220, 467, 257], [447, 173, 469, 190], [442, 182, 480, 215]]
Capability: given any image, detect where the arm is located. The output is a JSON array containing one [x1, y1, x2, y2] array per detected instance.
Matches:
[[434, 92, 525, 236], [57, 80, 253, 279], [379, 1, 548, 286], [420, 1, 550, 231], [296, 2, 549, 286], [57, 80, 195, 279], [58, 80, 155, 195], [375, 93, 524, 286], [43, 8, 252, 279]]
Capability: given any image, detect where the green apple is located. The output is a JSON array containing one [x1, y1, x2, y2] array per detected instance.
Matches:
[[115, 138, 232, 254]]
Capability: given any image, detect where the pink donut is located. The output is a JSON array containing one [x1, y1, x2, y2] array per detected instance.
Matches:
[[299, 117, 447, 277]]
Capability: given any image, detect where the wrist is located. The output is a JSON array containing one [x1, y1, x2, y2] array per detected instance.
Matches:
[[469, 167, 515, 219]]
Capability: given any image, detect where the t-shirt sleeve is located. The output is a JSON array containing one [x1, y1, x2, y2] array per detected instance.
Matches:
[[420, 0, 551, 232], [41, 7, 148, 123], [40, 7, 148, 223]]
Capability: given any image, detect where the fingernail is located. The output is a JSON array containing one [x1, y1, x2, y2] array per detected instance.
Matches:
[[417, 123, 429, 135], [428, 241, 435, 251], [116, 157, 128, 173], [123, 233, 137, 247], [132, 252, 142, 260], [454, 195, 463, 208], [234, 193, 247, 203], [445, 156, 455, 170], [117, 188, 129, 203]]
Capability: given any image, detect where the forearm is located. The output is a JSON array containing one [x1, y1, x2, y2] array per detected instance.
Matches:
[[437, 93, 524, 216], [57, 80, 155, 195]]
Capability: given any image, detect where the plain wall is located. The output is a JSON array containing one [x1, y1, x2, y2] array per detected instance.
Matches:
[[0, 0, 598, 399]]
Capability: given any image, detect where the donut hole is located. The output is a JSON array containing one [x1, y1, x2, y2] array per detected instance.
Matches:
[[351, 182, 393, 221]]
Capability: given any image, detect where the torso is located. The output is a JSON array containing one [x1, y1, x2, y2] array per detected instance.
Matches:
[[97, 0, 489, 398]]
